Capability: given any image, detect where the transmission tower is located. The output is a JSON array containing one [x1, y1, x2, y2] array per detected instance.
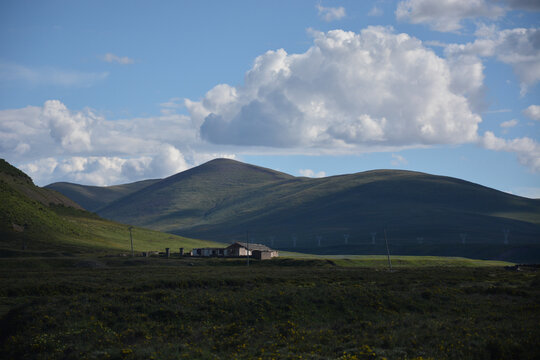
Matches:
[[503, 228, 510, 245]]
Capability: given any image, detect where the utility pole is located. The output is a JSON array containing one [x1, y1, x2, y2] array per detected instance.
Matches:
[[371, 232, 376, 245], [384, 229, 392, 271], [129, 226, 134, 257]]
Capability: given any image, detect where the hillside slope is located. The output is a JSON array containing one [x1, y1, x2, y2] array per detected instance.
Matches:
[[46, 179, 160, 212], [1, 159, 83, 210], [0, 159, 224, 255], [90, 159, 540, 262], [98, 158, 294, 230]]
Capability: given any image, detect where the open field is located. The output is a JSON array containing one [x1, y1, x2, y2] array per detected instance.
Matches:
[[279, 253, 513, 267], [1, 256, 538, 359]]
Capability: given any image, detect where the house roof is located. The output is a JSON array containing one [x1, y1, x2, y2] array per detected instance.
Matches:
[[228, 242, 272, 251]]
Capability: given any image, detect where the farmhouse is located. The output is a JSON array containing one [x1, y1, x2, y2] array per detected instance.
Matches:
[[191, 242, 278, 259]]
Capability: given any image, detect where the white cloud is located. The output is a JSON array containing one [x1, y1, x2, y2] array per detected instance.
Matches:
[[391, 153, 408, 166], [102, 53, 134, 65], [481, 131, 540, 172], [0, 62, 108, 87], [0, 100, 234, 185], [396, 0, 505, 32], [43, 100, 94, 152], [316, 4, 346, 21], [523, 105, 540, 120], [445, 27, 540, 95], [188, 27, 481, 150], [299, 169, 326, 178], [18, 147, 189, 186], [500, 119, 518, 128]]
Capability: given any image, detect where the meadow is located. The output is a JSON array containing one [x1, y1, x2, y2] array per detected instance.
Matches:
[[1, 256, 538, 359]]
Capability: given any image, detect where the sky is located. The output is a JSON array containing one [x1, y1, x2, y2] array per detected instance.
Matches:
[[0, 0, 539, 198]]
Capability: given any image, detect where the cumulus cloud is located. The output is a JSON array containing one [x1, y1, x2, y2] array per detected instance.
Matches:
[[0, 62, 108, 87], [396, 0, 505, 32], [445, 27, 540, 95], [523, 105, 540, 120], [481, 131, 540, 172], [20, 149, 187, 186], [187, 27, 481, 151], [43, 100, 94, 152], [101, 53, 134, 65], [0, 100, 232, 185], [316, 4, 346, 21], [299, 169, 326, 178]]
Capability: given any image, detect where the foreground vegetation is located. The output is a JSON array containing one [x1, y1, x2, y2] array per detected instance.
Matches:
[[1, 257, 538, 359]]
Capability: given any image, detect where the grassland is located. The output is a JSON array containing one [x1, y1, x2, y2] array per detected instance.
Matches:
[[280, 253, 512, 267], [1, 256, 538, 360]]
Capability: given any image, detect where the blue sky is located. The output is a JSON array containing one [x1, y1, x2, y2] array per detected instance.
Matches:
[[0, 0, 539, 198]]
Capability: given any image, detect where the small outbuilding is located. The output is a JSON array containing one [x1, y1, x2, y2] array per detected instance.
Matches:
[[191, 242, 278, 259], [226, 242, 279, 258]]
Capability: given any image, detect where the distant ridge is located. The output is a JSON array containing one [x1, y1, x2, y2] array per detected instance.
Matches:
[[46, 179, 160, 212], [48, 158, 540, 262]]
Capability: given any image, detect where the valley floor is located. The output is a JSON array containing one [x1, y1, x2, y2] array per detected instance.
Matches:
[[0, 257, 538, 359]]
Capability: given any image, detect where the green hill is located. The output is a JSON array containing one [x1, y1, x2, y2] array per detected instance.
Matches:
[[45, 178, 160, 212], [0, 159, 224, 255], [84, 159, 540, 262]]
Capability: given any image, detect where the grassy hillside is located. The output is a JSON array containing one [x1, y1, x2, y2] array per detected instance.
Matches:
[[99, 158, 294, 230], [86, 159, 540, 262], [45, 179, 160, 212], [0, 159, 82, 210], [0, 159, 224, 255]]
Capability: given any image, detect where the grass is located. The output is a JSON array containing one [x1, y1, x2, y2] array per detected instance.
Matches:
[[0, 256, 538, 359], [279, 253, 513, 267]]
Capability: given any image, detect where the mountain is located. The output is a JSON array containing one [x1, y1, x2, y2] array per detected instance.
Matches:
[[0, 159, 224, 255], [46, 179, 160, 212], [98, 158, 294, 230], [76, 158, 540, 262]]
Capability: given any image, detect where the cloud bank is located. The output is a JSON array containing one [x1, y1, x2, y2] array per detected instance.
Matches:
[[0, 100, 234, 185], [189, 27, 481, 151]]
